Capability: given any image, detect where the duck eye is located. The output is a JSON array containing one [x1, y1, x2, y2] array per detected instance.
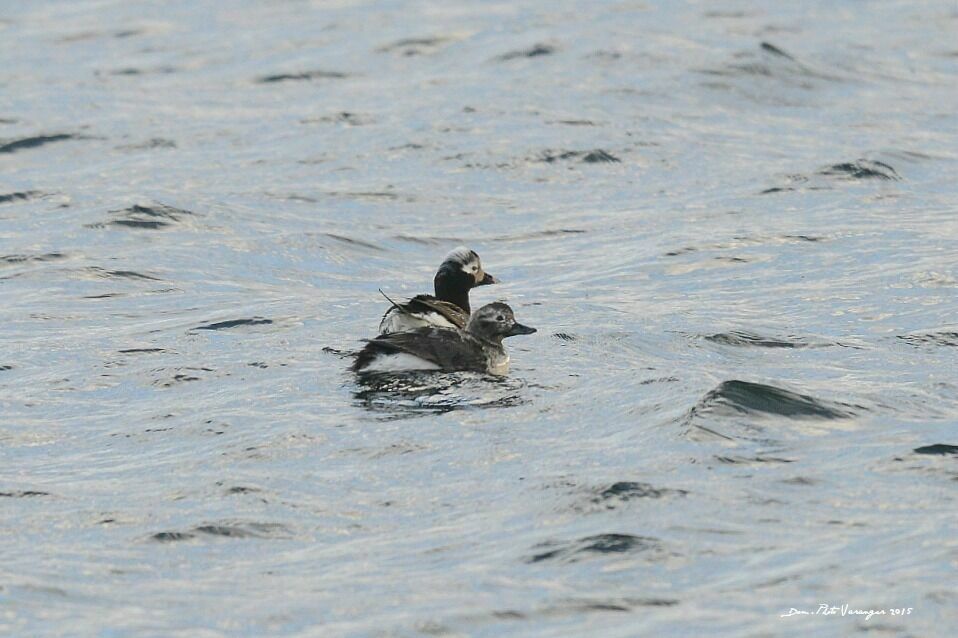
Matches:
[[496, 315, 504, 322]]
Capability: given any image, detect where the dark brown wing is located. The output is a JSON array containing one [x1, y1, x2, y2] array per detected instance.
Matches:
[[353, 327, 487, 372], [378, 295, 468, 332], [403, 295, 468, 328]]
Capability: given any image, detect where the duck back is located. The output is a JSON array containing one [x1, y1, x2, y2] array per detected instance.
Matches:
[[378, 295, 468, 334], [354, 327, 495, 373]]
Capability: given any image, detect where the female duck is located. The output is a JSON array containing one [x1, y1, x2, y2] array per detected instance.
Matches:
[[379, 246, 498, 334], [356, 302, 535, 375]]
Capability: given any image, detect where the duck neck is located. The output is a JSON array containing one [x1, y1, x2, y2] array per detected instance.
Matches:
[[434, 277, 471, 313], [466, 329, 504, 350]]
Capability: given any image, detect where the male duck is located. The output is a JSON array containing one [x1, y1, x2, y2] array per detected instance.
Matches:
[[379, 246, 498, 334], [355, 302, 535, 375]]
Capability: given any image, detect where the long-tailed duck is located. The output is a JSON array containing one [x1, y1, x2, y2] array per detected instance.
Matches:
[[355, 302, 535, 375], [379, 246, 498, 334]]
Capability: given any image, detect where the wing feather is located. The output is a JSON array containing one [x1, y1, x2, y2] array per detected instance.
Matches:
[[378, 295, 468, 333], [402, 296, 468, 328], [353, 327, 487, 372]]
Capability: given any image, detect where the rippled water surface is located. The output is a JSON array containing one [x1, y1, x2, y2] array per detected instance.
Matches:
[[2, 1, 957, 636]]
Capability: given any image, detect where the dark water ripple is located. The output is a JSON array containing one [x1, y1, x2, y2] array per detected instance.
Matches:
[[913, 444, 958, 456], [705, 331, 826, 349], [819, 159, 901, 181], [528, 533, 664, 563], [496, 44, 556, 61], [1, 252, 66, 265], [579, 481, 688, 511], [538, 149, 621, 163], [691, 380, 857, 420], [88, 203, 194, 230], [898, 331, 958, 347], [0, 191, 43, 204], [115, 137, 177, 150], [378, 36, 452, 55], [151, 522, 290, 542], [0, 134, 78, 154], [85, 267, 162, 281], [715, 455, 795, 466], [195, 317, 274, 331], [256, 70, 350, 83], [761, 157, 903, 194]]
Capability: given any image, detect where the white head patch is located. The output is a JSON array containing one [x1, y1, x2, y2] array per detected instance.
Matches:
[[441, 246, 480, 273]]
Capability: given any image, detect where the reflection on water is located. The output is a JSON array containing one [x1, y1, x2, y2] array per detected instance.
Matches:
[[353, 371, 529, 419]]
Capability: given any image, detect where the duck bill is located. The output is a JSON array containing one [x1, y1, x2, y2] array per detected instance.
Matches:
[[477, 272, 499, 286], [506, 322, 537, 336]]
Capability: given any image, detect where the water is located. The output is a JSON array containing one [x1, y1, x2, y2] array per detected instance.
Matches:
[[1, 1, 956, 636]]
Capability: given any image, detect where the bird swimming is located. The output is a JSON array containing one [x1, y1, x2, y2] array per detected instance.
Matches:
[[378, 246, 498, 334], [354, 302, 536, 375]]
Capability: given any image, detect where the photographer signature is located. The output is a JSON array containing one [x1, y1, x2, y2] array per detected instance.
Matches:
[[781, 604, 913, 621]]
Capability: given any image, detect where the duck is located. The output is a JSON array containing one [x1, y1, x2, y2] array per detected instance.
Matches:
[[354, 302, 536, 375], [378, 246, 498, 334]]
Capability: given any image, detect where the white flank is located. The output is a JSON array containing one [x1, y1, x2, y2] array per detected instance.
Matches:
[[380, 310, 457, 334], [360, 352, 442, 372]]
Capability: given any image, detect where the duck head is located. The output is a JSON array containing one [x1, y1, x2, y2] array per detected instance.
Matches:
[[466, 302, 536, 345], [434, 246, 499, 312]]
